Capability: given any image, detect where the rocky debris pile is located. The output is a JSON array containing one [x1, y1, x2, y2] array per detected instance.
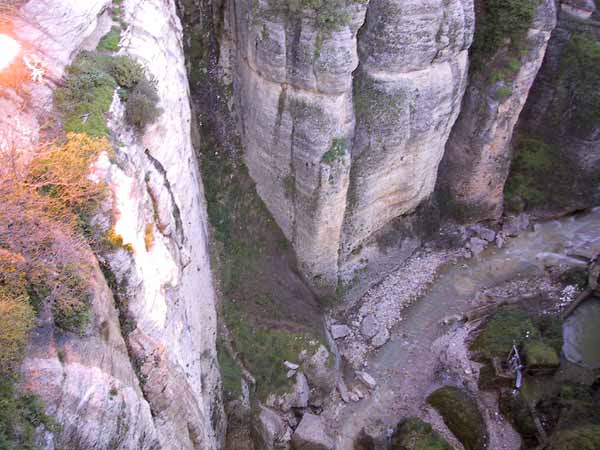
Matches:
[[256, 345, 339, 449], [331, 249, 463, 367]]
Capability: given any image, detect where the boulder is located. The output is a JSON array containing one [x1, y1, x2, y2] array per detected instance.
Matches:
[[360, 315, 379, 339], [282, 372, 310, 410], [427, 386, 488, 450], [331, 324, 351, 340], [252, 405, 285, 450], [291, 413, 334, 450], [303, 346, 336, 406], [370, 328, 390, 348], [523, 340, 560, 374], [470, 224, 496, 243], [391, 418, 453, 450], [467, 237, 488, 256], [356, 371, 377, 389]]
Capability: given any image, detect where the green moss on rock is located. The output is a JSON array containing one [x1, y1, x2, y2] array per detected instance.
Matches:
[[391, 418, 454, 450], [523, 340, 560, 373], [427, 387, 488, 450], [499, 391, 538, 442], [549, 425, 600, 450], [471, 305, 539, 359]]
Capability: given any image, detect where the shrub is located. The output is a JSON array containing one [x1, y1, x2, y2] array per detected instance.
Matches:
[[51, 265, 92, 334], [0, 289, 35, 373], [471, 0, 538, 66], [54, 52, 116, 137], [322, 138, 347, 165], [28, 133, 113, 216], [97, 26, 122, 52], [0, 378, 54, 449], [125, 77, 162, 130], [110, 55, 145, 89]]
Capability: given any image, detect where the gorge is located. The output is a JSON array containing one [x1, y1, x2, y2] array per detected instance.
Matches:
[[0, 0, 599, 449]]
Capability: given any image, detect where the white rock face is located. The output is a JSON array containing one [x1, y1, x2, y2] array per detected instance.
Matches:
[[102, 0, 224, 448], [1, 0, 223, 449]]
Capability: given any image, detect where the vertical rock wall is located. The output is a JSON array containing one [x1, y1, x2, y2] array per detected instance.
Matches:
[[508, 1, 600, 216], [437, 0, 558, 221], [2, 1, 224, 449], [230, 0, 474, 293]]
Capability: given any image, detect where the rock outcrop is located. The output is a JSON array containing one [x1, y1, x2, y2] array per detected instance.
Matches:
[[1, 1, 223, 449], [437, 0, 558, 221], [229, 0, 474, 293], [507, 2, 600, 217]]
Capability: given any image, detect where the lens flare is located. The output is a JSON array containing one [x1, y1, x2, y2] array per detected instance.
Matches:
[[0, 34, 21, 71]]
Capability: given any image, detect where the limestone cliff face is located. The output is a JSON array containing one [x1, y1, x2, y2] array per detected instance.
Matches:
[[2, 1, 223, 449], [437, 0, 558, 221], [229, 0, 474, 293]]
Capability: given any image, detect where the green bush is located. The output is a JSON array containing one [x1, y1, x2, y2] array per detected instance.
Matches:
[[427, 387, 488, 450], [549, 425, 600, 450], [224, 298, 321, 399], [322, 138, 347, 165], [124, 77, 162, 130], [471, 0, 538, 66], [0, 289, 35, 373], [97, 26, 121, 52], [111, 55, 145, 89], [54, 52, 116, 137], [0, 378, 54, 450]]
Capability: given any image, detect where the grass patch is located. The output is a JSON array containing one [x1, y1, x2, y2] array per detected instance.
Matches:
[[224, 298, 320, 399], [523, 340, 560, 371], [216, 339, 244, 400], [504, 136, 554, 210]]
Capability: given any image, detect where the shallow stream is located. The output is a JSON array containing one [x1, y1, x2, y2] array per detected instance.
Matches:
[[334, 209, 600, 449]]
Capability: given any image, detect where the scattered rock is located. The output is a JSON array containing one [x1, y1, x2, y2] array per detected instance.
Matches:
[[360, 314, 379, 339], [349, 392, 360, 402], [303, 345, 336, 406], [331, 324, 351, 340], [440, 314, 463, 325], [289, 372, 310, 409], [353, 388, 365, 399], [286, 370, 296, 379], [337, 379, 350, 403], [470, 224, 496, 243], [503, 214, 530, 237], [284, 361, 300, 370], [356, 371, 377, 389], [495, 232, 506, 249], [467, 237, 488, 256], [253, 405, 285, 450], [370, 328, 390, 348], [291, 413, 335, 450]]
